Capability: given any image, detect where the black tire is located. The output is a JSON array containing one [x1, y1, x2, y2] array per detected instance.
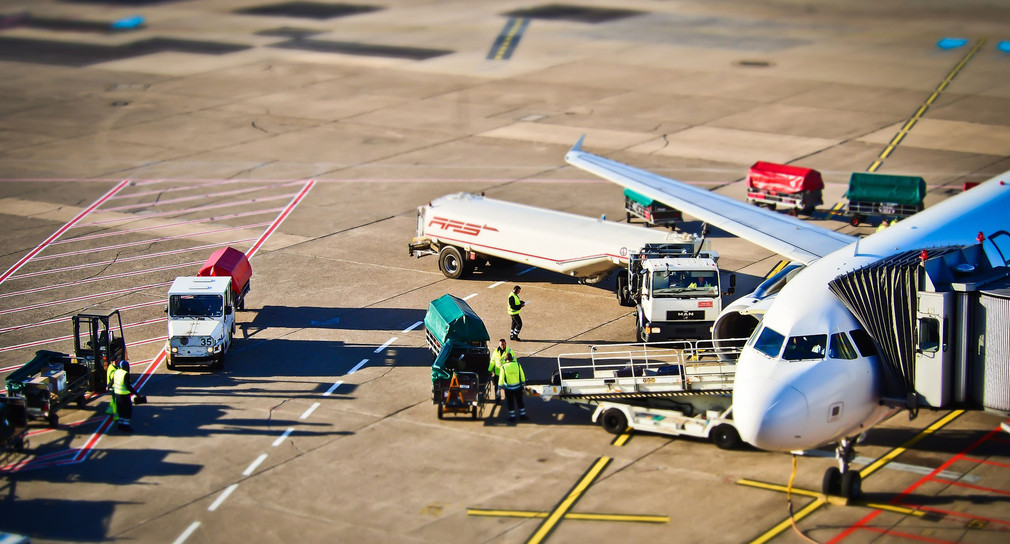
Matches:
[[437, 403, 444, 420], [841, 470, 862, 499], [212, 353, 225, 371], [471, 405, 478, 420], [438, 246, 470, 279], [710, 424, 741, 450], [47, 412, 59, 428], [636, 314, 648, 343], [601, 408, 628, 435], [14, 435, 26, 453], [616, 271, 634, 307], [822, 467, 842, 496], [849, 215, 861, 227], [75, 394, 87, 408], [166, 356, 176, 371], [787, 208, 798, 217]]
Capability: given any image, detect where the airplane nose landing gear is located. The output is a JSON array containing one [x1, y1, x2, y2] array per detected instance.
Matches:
[[822, 436, 862, 499]]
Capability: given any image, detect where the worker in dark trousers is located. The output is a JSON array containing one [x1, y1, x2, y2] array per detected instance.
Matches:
[[111, 360, 138, 432], [498, 353, 527, 423], [105, 358, 118, 419], [488, 339, 517, 402], [508, 285, 526, 341]]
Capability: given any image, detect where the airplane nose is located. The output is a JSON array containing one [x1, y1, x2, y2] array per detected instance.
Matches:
[[735, 384, 809, 452]]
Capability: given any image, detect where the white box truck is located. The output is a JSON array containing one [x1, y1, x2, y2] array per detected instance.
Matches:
[[165, 276, 236, 370], [408, 193, 733, 341]]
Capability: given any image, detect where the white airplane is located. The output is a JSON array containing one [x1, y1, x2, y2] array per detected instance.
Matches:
[[566, 136, 1010, 498]]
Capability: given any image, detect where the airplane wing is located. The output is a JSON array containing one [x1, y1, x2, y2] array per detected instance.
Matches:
[[565, 136, 856, 264]]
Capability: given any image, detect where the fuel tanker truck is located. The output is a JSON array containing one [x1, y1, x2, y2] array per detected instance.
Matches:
[[409, 193, 734, 340]]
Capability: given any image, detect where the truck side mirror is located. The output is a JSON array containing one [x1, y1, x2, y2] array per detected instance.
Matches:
[[225, 305, 233, 314], [724, 273, 736, 296], [164, 305, 168, 313]]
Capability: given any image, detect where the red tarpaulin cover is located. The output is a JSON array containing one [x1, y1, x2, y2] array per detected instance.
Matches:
[[197, 247, 252, 294], [747, 161, 824, 194]]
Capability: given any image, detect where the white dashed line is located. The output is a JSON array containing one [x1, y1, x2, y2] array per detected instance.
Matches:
[[374, 337, 397, 353], [272, 427, 294, 446], [348, 359, 368, 374], [463, 293, 478, 301], [172, 522, 201, 544], [242, 453, 268, 476], [489, 281, 505, 289], [208, 483, 239, 512], [403, 321, 422, 333], [323, 380, 343, 397], [300, 402, 320, 420]]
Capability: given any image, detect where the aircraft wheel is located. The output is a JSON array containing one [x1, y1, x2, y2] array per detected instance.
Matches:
[[841, 470, 862, 499], [601, 408, 628, 435], [710, 424, 741, 450], [822, 467, 841, 496]]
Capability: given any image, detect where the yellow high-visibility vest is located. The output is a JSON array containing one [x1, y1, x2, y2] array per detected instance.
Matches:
[[508, 292, 522, 315]]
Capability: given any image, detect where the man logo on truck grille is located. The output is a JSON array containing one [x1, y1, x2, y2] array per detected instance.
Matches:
[[428, 216, 498, 237]]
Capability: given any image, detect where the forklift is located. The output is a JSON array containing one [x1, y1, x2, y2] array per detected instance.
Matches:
[[3, 310, 127, 427]]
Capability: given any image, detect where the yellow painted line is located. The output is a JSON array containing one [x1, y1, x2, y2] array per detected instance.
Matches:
[[494, 18, 527, 60], [467, 508, 668, 523], [742, 410, 964, 544], [867, 39, 984, 172], [611, 431, 632, 447], [737, 479, 925, 517], [527, 456, 612, 544]]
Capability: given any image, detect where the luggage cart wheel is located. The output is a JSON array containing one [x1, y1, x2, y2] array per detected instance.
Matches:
[[15, 435, 26, 453], [76, 395, 87, 408], [471, 405, 478, 420], [47, 412, 59, 428], [437, 403, 444, 420], [849, 215, 861, 227]]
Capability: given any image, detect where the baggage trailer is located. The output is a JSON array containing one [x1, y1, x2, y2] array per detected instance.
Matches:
[[624, 188, 682, 227], [530, 339, 747, 448], [410, 193, 733, 341], [745, 161, 824, 216], [3, 311, 126, 427], [425, 294, 491, 419], [197, 246, 252, 310], [845, 172, 926, 227]]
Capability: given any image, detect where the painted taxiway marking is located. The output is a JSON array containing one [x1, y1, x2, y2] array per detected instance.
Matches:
[[300, 402, 321, 420], [467, 508, 668, 524], [208, 484, 239, 512], [403, 321, 422, 333], [272, 427, 295, 446], [867, 39, 985, 173], [527, 456, 612, 544], [374, 337, 397, 353], [463, 293, 478, 301], [348, 359, 368, 374], [323, 380, 343, 397], [246, 180, 315, 258], [489, 281, 505, 289], [0, 178, 130, 285], [243, 453, 268, 476], [487, 17, 529, 60], [172, 521, 201, 544]]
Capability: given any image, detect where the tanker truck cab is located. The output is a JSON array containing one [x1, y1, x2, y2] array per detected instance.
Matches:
[[166, 276, 235, 370], [635, 255, 724, 342]]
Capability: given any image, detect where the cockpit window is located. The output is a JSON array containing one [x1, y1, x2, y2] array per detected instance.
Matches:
[[828, 332, 858, 360], [753, 327, 785, 358], [782, 334, 827, 361], [848, 329, 878, 358]]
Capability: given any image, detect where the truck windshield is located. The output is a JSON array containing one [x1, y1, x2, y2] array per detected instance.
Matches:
[[651, 270, 718, 297], [170, 295, 223, 318]]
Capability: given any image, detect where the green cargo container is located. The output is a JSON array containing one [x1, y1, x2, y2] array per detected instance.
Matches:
[[846, 172, 926, 206], [425, 294, 490, 382]]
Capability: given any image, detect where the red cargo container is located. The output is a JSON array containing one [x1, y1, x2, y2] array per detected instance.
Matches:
[[197, 247, 252, 310], [746, 161, 824, 215]]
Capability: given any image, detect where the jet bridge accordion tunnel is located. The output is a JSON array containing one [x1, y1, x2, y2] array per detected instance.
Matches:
[[827, 241, 1010, 418]]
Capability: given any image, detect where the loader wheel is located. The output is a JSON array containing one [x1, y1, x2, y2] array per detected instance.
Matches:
[[601, 408, 628, 435], [710, 424, 741, 450], [438, 246, 471, 279]]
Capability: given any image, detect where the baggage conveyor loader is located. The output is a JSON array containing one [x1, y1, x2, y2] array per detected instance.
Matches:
[[529, 339, 747, 449]]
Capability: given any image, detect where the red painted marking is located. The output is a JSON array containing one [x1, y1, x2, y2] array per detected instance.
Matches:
[[857, 526, 955, 543], [961, 455, 1010, 470], [77, 195, 294, 227], [0, 261, 202, 300], [0, 281, 172, 316], [896, 502, 1010, 526], [54, 208, 280, 245], [0, 317, 166, 356], [929, 477, 1010, 496], [33, 222, 271, 261], [0, 179, 131, 286], [246, 180, 316, 259], [100, 181, 303, 213]]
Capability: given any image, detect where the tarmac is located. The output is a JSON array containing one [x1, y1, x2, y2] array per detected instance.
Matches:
[[1, 1, 1009, 543]]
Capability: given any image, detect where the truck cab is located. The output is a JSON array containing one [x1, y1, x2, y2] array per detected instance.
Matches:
[[637, 257, 723, 341], [166, 276, 235, 370]]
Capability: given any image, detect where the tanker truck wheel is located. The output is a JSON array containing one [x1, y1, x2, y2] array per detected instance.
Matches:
[[438, 246, 472, 279]]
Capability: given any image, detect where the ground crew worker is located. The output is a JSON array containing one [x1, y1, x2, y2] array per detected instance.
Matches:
[[488, 339, 517, 402], [111, 360, 138, 432], [498, 353, 527, 423], [876, 221, 888, 232], [508, 285, 526, 341], [105, 358, 118, 418]]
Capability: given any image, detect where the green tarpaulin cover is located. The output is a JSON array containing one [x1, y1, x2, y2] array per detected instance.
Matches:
[[846, 173, 926, 206], [424, 294, 490, 345], [624, 188, 657, 207]]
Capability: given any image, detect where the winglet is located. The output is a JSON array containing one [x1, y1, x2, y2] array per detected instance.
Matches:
[[571, 134, 586, 153]]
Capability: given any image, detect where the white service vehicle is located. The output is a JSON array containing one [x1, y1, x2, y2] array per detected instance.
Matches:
[[531, 340, 744, 448], [165, 276, 236, 370], [409, 193, 734, 340]]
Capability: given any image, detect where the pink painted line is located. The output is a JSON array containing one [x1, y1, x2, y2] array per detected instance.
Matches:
[[0, 261, 203, 300], [7, 238, 257, 281], [26, 416, 106, 437], [855, 526, 954, 544], [0, 317, 166, 357], [33, 222, 272, 261], [0, 281, 172, 316], [246, 180, 316, 259], [53, 208, 282, 245], [0, 300, 164, 335], [76, 194, 295, 227], [100, 181, 304, 213], [0, 179, 131, 286], [108, 179, 245, 200]]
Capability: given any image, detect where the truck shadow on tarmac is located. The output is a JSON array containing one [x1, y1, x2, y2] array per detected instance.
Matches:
[[239, 306, 426, 336]]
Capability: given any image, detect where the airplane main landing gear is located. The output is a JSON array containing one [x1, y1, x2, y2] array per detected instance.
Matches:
[[822, 437, 862, 499]]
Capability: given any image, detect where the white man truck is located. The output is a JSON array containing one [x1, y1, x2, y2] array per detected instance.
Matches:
[[408, 193, 733, 341], [166, 247, 251, 370]]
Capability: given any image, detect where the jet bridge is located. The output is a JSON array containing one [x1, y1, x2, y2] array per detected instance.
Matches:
[[828, 241, 1010, 416]]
